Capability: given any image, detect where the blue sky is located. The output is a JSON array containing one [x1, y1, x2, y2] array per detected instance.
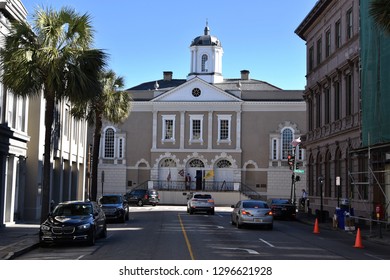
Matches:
[[22, 0, 317, 90]]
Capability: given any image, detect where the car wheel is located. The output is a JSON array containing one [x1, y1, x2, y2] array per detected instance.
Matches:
[[100, 223, 107, 238], [137, 200, 143, 207], [87, 228, 96, 246], [231, 217, 236, 225], [125, 210, 129, 221], [268, 224, 273, 230], [120, 213, 126, 223], [189, 208, 194, 215], [209, 209, 215, 215], [236, 217, 242, 229]]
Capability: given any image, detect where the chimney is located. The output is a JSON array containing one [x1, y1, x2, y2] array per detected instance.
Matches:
[[163, 71, 173, 81], [240, 70, 250, 80]]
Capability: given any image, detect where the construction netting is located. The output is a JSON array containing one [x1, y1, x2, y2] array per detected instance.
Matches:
[[360, 0, 390, 147]]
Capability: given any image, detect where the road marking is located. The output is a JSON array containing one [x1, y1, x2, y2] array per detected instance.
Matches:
[[213, 246, 260, 255], [178, 214, 195, 260], [217, 226, 224, 229], [259, 238, 275, 248]]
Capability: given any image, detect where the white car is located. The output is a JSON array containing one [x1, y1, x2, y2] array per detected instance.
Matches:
[[231, 200, 274, 229], [187, 193, 215, 215]]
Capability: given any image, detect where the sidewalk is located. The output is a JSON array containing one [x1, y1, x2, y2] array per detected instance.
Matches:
[[1, 212, 389, 260], [295, 211, 390, 246], [0, 223, 40, 260]]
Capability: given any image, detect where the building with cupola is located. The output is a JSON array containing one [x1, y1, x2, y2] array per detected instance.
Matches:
[[93, 24, 307, 204]]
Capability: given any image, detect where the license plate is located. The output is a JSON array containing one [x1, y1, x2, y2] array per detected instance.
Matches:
[[254, 218, 263, 222]]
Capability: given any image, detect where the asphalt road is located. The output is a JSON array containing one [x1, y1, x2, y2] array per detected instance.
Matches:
[[16, 205, 390, 260]]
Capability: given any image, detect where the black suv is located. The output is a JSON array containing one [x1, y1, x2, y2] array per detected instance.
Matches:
[[125, 189, 159, 206], [39, 200, 107, 246], [99, 194, 129, 223]]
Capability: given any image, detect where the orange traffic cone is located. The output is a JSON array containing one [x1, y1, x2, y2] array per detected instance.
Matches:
[[313, 218, 320, 234], [353, 228, 364, 248]]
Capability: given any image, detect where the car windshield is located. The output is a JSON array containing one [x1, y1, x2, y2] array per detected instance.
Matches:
[[242, 201, 268, 209], [100, 196, 121, 204], [53, 204, 93, 216], [194, 194, 212, 199]]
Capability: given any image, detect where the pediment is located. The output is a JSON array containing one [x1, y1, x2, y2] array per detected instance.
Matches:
[[152, 78, 241, 102]]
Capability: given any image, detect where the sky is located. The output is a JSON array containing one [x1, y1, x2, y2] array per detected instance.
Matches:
[[21, 0, 318, 90]]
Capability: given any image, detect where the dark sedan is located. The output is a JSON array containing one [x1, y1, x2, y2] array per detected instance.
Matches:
[[269, 198, 297, 220], [39, 200, 107, 246], [99, 194, 129, 223]]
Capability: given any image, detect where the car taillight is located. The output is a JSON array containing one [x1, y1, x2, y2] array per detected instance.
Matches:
[[144, 194, 149, 199], [266, 211, 273, 216], [208, 199, 214, 203], [241, 210, 251, 215]]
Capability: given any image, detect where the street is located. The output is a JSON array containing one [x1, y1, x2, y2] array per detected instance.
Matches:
[[16, 205, 390, 260]]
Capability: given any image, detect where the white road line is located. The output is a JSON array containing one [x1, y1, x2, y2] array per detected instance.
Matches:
[[259, 238, 275, 247]]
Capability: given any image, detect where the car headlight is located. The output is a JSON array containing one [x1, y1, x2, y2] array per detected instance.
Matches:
[[77, 223, 91, 230], [40, 224, 51, 231]]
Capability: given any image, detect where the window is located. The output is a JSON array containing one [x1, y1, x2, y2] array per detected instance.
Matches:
[[272, 138, 278, 160], [217, 115, 231, 143], [216, 159, 232, 168], [201, 54, 208, 72], [104, 128, 115, 158], [334, 81, 340, 120], [64, 106, 70, 138], [190, 115, 203, 142], [308, 98, 313, 131], [346, 73, 353, 116], [316, 93, 322, 128], [316, 37, 322, 65], [118, 138, 124, 159], [335, 20, 341, 49], [281, 128, 293, 159], [324, 87, 330, 124], [346, 9, 353, 40], [325, 29, 331, 58], [162, 115, 175, 141], [189, 159, 205, 168], [308, 46, 314, 71]]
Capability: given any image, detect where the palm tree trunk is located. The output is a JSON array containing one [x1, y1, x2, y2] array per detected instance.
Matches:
[[40, 93, 55, 223], [91, 114, 103, 201]]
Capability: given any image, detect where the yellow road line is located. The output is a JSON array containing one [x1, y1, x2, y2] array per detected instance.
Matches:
[[178, 214, 195, 260]]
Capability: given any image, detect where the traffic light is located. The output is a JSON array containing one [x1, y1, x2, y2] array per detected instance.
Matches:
[[287, 154, 295, 170]]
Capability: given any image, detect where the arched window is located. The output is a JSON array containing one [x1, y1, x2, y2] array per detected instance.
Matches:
[[189, 159, 205, 168], [201, 54, 208, 72], [216, 159, 232, 168], [160, 158, 176, 168], [281, 128, 293, 159], [104, 128, 115, 158]]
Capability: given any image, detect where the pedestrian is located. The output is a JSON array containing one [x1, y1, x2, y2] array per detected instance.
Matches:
[[300, 189, 308, 208]]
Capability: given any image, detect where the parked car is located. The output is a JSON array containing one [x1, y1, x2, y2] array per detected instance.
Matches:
[[125, 189, 159, 206], [99, 194, 129, 223], [269, 198, 297, 220], [39, 200, 107, 246], [187, 192, 215, 215], [231, 200, 273, 229]]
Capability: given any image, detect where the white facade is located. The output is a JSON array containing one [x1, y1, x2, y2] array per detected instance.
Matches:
[[0, 0, 29, 226]]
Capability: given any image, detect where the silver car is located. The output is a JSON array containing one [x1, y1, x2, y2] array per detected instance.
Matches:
[[187, 192, 215, 215], [231, 200, 274, 229]]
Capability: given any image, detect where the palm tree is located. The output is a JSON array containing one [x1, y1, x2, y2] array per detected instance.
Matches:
[[0, 6, 107, 222], [72, 70, 131, 201], [369, 0, 390, 33]]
